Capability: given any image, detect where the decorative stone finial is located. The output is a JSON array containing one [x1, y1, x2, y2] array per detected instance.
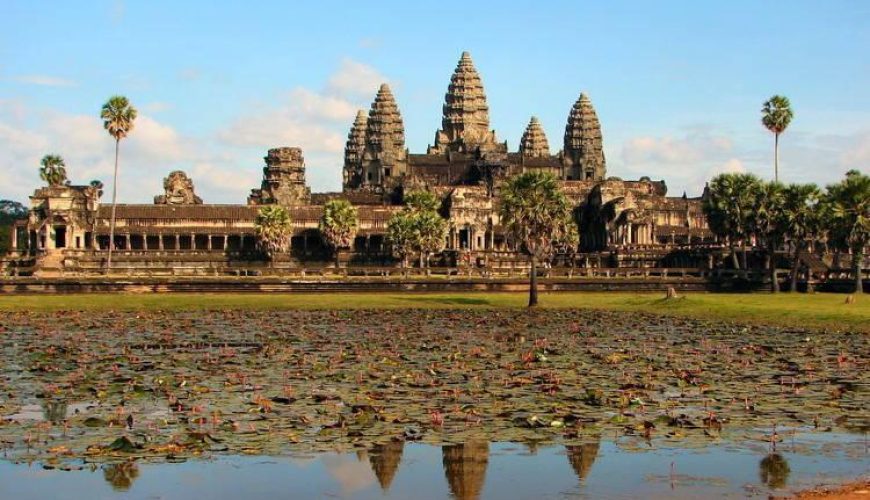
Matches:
[[519, 116, 550, 157], [564, 92, 606, 180]]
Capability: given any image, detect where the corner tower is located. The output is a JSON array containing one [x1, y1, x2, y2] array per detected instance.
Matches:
[[361, 83, 407, 188], [342, 110, 367, 190], [563, 93, 606, 181], [519, 116, 550, 158], [429, 51, 500, 154]]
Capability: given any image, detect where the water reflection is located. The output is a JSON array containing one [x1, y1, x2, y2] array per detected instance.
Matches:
[[442, 441, 489, 500], [566, 440, 601, 482], [103, 461, 140, 492], [369, 440, 404, 491], [759, 453, 790, 489], [41, 400, 67, 424]]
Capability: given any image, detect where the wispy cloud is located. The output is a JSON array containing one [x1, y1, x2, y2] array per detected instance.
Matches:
[[10, 75, 76, 87]]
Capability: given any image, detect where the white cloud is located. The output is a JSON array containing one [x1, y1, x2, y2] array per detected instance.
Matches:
[[326, 59, 388, 99], [622, 131, 732, 165], [0, 58, 393, 203], [10, 75, 76, 87]]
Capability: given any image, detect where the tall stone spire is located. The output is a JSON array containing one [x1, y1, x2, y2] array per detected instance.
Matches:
[[342, 110, 367, 189], [366, 83, 405, 154], [519, 116, 550, 157], [429, 51, 499, 154], [362, 83, 407, 187], [563, 93, 606, 181]]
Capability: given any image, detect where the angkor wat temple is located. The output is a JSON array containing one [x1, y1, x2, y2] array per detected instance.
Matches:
[[6, 52, 713, 276]]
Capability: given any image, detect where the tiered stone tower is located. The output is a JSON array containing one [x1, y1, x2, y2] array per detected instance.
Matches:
[[248, 147, 311, 205], [563, 93, 606, 181], [342, 110, 367, 189], [361, 84, 407, 188], [429, 52, 501, 154], [519, 116, 550, 157]]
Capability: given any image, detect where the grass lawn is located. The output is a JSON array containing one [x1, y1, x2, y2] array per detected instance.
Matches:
[[0, 291, 867, 332]]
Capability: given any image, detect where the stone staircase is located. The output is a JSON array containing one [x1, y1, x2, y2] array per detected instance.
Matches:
[[33, 252, 65, 278]]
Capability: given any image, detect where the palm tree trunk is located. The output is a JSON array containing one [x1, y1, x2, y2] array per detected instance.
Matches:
[[106, 139, 120, 274], [854, 247, 864, 294], [731, 245, 740, 270], [528, 255, 539, 307], [790, 244, 801, 292], [769, 241, 779, 293], [774, 132, 780, 183]]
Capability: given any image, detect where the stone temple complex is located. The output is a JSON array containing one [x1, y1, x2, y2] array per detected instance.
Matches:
[[5, 52, 713, 276]]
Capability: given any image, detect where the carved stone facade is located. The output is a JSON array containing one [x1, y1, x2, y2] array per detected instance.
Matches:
[[154, 171, 203, 205]]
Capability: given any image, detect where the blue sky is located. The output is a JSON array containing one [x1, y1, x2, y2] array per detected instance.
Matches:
[[1, 0, 867, 203]]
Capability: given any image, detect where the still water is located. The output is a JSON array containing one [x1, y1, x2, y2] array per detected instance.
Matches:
[[1, 435, 866, 499]]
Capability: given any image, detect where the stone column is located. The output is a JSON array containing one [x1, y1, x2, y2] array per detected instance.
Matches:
[[190, 234, 196, 250], [125, 234, 131, 251], [10, 226, 17, 250], [175, 235, 180, 250], [158, 234, 164, 251], [207, 235, 213, 251], [142, 234, 148, 250]]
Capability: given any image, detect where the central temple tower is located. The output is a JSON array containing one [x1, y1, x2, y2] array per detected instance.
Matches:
[[428, 52, 501, 154]]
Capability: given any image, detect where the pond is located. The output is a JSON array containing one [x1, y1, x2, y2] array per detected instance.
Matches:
[[2, 436, 867, 499], [0, 309, 867, 497]]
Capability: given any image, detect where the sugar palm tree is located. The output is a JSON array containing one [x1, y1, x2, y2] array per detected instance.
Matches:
[[824, 170, 870, 294], [781, 183, 821, 292], [386, 211, 417, 270], [100, 95, 137, 272], [255, 205, 293, 260], [499, 171, 573, 307], [762, 95, 794, 183], [703, 173, 761, 271], [750, 181, 786, 292], [39, 154, 68, 186], [414, 210, 449, 268], [319, 199, 359, 268]]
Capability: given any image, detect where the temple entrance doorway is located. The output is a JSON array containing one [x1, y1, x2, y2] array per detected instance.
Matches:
[[54, 226, 67, 248]]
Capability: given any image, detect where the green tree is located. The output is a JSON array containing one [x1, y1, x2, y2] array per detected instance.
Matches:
[[0, 200, 28, 254], [781, 183, 821, 292], [39, 154, 68, 186], [403, 190, 441, 213], [750, 181, 786, 292], [703, 173, 762, 271], [319, 199, 359, 267], [254, 205, 293, 260], [386, 211, 417, 269], [761, 95, 794, 182], [100, 95, 137, 272], [823, 170, 870, 294], [413, 210, 449, 268], [499, 171, 573, 307]]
